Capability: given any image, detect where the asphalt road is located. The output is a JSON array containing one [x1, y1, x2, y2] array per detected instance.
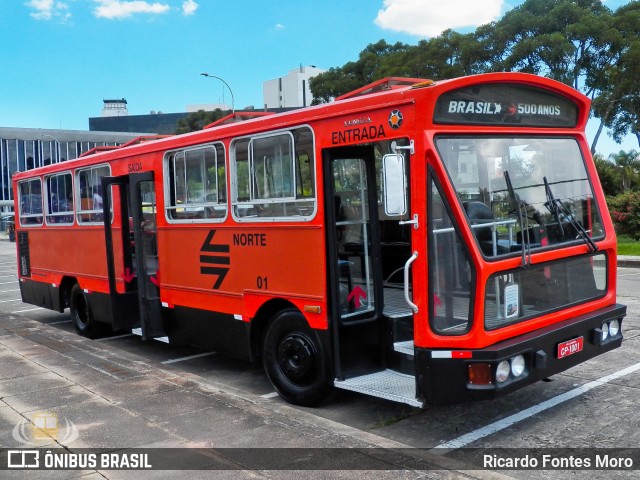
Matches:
[[0, 234, 639, 479]]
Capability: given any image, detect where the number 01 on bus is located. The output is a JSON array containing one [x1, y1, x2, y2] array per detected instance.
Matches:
[[13, 73, 626, 407]]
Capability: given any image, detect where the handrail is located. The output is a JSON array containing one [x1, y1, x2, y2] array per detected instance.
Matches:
[[404, 251, 419, 313]]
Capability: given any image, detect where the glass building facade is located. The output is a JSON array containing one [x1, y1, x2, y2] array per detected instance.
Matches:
[[0, 127, 151, 208]]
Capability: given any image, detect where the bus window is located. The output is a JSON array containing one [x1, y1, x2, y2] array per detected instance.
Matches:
[[165, 143, 227, 222], [429, 178, 474, 335], [231, 127, 316, 220], [484, 252, 607, 330], [45, 172, 74, 225], [435, 137, 604, 259], [76, 165, 111, 224], [18, 178, 43, 226]]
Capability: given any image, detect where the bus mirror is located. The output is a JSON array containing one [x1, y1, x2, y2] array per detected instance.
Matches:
[[383, 153, 407, 216]]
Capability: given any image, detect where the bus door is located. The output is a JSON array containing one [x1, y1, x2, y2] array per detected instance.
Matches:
[[102, 172, 165, 339], [324, 146, 385, 378], [129, 172, 165, 339]]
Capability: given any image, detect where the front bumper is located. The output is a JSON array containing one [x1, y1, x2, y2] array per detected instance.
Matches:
[[416, 303, 627, 406]]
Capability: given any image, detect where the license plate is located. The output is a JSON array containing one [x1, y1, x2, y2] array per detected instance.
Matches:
[[557, 337, 584, 359]]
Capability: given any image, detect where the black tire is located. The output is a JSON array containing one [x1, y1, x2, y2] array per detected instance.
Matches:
[[69, 284, 101, 338], [262, 309, 332, 406]]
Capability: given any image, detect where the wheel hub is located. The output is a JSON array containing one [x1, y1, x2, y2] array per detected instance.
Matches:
[[277, 333, 316, 382]]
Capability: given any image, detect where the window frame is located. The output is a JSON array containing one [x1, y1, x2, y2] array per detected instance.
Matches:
[[75, 164, 112, 225], [163, 142, 228, 224], [434, 135, 604, 260], [18, 177, 44, 227], [427, 170, 476, 336], [44, 171, 75, 226], [230, 126, 317, 222]]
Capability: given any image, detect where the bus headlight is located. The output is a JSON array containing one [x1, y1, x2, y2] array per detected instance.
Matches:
[[609, 319, 620, 337], [511, 355, 526, 377], [496, 360, 510, 383], [601, 322, 609, 342]]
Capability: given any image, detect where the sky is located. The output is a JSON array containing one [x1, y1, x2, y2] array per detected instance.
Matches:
[[0, 0, 635, 156]]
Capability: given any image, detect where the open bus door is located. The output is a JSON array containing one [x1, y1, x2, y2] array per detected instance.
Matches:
[[102, 172, 165, 339], [325, 145, 421, 406], [324, 146, 385, 378]]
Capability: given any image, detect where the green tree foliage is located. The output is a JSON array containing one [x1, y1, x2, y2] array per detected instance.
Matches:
[[607, 191, 640, 240], [308, 0, 640, 153], [594, 154, 621, 197], [591, 2, 640, 151], [175, 109, 226, 134], [310, 40, 412, 104], [486, 0, 612, 90], [596, 150, 640, 239], [595, 150, 640, 196]]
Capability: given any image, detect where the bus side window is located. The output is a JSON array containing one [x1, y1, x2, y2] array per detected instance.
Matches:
[[45, 172, 74, 225], [165, 143, 227, 222], [76, 165, 111, 224], [231, 126, 316, 221], [18, 178, 43, 226], [430, 178, 474, 335]]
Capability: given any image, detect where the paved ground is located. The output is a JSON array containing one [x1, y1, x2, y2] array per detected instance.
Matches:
[[0, 233, 508, 479], [0, 232, 639, 479]]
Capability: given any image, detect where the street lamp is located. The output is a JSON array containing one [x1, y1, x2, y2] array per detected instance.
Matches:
[[38, 132, 61, 167], [200, 72, 235, 113]]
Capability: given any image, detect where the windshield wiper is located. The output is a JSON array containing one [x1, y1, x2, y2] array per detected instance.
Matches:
[[543, 176, 564, 237], [542, 176, 598, 252], [504, 170, 531, 267]]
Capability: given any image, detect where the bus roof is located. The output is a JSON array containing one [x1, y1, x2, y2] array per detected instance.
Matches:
[[12, 73, 590, 181]]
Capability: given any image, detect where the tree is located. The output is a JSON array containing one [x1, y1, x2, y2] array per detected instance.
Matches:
[[610, 150, 640, 193], [310, 40, 411, 104], [594, 153, 621, 197], [489, 0, 613, 90], [308, 0, 640, 155], [589, 2, 640, 152], [607, 191, 640, 240], [175, 109, 226, 134]]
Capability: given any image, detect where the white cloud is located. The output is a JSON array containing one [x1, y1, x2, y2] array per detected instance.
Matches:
[[26, 0, 70, 21], [375, 0, 505, 37], [275, 23, 285, 30], [182, 0, 198, 16], [93, 0, 171, 19]]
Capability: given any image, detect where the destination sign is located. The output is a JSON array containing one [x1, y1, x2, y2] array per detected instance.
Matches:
[[433, 84, 578, 127]]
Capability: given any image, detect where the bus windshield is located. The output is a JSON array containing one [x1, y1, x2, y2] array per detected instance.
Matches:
[[435, 137, 604, 259]]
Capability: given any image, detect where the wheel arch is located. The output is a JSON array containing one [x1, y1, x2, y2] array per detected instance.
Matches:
[[58, 276, 78, 312], [250, 298, 300, 361]]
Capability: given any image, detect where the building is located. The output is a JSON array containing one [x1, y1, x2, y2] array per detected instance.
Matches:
[[263, 65, 325, 109], [90, 67, 326, 134], [101, 98, 129, 117], [90, 112, 186, 135], [0, 127, 151, 210]]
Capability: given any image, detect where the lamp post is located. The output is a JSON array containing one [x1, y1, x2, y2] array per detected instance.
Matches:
[[38, 132, 60, 167], [200, 72, 235, 113]]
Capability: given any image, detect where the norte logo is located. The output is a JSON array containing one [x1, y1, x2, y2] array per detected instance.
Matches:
[[200, 230, 230, 289]]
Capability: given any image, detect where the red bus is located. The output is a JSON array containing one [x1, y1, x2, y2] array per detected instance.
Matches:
[[13, 73, 626, 407]]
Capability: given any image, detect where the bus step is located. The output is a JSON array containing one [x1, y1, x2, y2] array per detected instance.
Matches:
[[393, 340, 414, 356], [334, 369, 423, 408], [131, 328, 169, 343]]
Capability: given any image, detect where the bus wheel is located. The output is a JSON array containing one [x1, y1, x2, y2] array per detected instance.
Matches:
[[70, 284, 100, 339], [262, 309, 331, 406]]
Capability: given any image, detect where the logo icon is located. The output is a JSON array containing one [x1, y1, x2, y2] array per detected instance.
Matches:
[[12, 411, 79, 446], [7, 450, 39, 469], [200, 230, 231, 289], [388, 110, 403, 129]]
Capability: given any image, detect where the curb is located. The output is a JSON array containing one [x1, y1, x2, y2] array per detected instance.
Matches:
[[617, 256, 640, 268]]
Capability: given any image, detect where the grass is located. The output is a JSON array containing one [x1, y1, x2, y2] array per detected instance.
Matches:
[[617, 235, 640, 256]]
